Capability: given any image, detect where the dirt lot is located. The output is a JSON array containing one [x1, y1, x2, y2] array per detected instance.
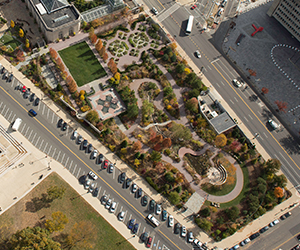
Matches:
[[0, 0, 43, 46]]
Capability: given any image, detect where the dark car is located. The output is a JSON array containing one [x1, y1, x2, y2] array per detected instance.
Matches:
[[87, 144, 93, 153], [119, 172, 126, 183], [103, 159, 109, 169], [146, 236, 153, 248], [125, 178, 132, 189], [29, 93, 35, 102], [128, 219, 135, 230], [162, 210, 167, 221], [136, 188, 142, 198], [58, 119, 64, 127], [92, 187, 99, 197], [297, 234, 300, 241], [149, 199, 155, 211], [29, 109, 37, 117], [35, 97, 40, 106], [174, 223, 180, 234], [249, 232, 260, 241], [141, 195, 148, 206], [97, 154, 104, 165], [82, 139, 88, 148], [140, 232, 149, 242], [62, 122, 68, 131], [132, 223, 139, 233], [280, 212, 291, 220], [77, 135, 83, 144], [259, 226, 269, 234], [291, 244, 300, 250], [8, 73, 13, 82]]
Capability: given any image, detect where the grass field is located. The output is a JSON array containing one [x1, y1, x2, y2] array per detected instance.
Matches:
[[0, 34, 21, 50], [59, 41, 107, 86], [0, 172, 134, 250]]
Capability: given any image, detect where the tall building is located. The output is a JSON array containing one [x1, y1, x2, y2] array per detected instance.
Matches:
[[25, 0, 81, 43], [267, 0, 300, 42]]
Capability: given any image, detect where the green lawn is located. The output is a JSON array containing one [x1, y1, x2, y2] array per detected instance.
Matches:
[[0, 173, 134, 250], [59, 41, 107, 86], [220, 166, 250, 208], [0, 34, 21, 50]]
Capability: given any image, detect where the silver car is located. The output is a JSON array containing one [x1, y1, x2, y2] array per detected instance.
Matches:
[[89, 182, 95, 193], [84, 179, 91, 189], [106, 199, 112, 209]]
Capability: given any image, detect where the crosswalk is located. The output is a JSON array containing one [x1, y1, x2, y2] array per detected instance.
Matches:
[[157, 4, 181, 23]]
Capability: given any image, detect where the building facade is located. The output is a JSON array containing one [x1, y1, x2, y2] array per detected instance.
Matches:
[[25, 0, 81, 43], [267, 0, 300, 42]]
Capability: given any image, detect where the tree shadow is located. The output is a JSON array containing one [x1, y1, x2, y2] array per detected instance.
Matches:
[[261, 107, 274, 120], [279, 135, 300, 155], [25, 193, 51, 213], [52, 232, 69, 248]]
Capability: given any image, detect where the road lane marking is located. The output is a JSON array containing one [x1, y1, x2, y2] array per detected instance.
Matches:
[[43, 142, 48, 152], [230, 99, 234, 104], [56, 151, 61, 161], [61, 153, 65, 164], [263, 132, 268, 138], [48, 145, 52, 155], [1, 104, 6, 113], [273, 232, 299, 250], [248, 114, 253, 120], [12, 113, 16, 122], [47, 108, 50, 119], [35, 136, 40, 147], [28, 130, 33, 140], [0, 102, 3, 109], [72, 164, 77, 175], [4, 107, 9, 117], [25, 126, 30, 137], [42, 103, 45, 115], [243, 116, 248, 122], [0, 86, 182, 250], [156, 240, 160, 250], [8, 111, 13, 121], [32, 133, 37, 142], [234, 97, 238, 102], [51, 112, 55, 124], [52, 147, 56, 158], [76, 167, 81, 179], [39, 139, 44, 149], [65, 157, 69, 168]]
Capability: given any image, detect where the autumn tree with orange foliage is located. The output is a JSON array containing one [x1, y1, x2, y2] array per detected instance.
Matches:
[[161, 138, 172, 149], [16, 50, 25, 62], [56, 58, 65, 72], [66, 76, 77, 93], [108, 58, 117, 74], [261, 87, 269, 95], [275, 100, 288, 113], [151, 134, 163, 144], [103, 52, 108, 62], [149, 128, 156, 141], [95, 39, 103, 52], [153, 143, 163, 152], [214, 134, 227, 147], [49, 48, 58, 60], [132, 140, 142, 151], [99, 46, 106, 57], [274, 187, 284, 198]]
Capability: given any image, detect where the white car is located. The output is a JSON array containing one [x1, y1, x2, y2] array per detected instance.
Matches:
[[110, 201, 116, 213], [269, 219, 279, 227], [84, 179, 91, 189], [233, 79, 243, 88], [88, 171, 98, 180], [91, 149, 98, 159], [152, 7, 158, 15], [168, 215, 174, 227], [268, 119, 280, 130], [72, 130, 78, 139], [89, 182, 95, 193], [118, 211, 125, 221], [155, 204, 162, 215], [131, 183, 137, 193], [195, 50, 201, 58], [106, 199, 112, 209], [181, 225, 187, 237], [240, 238, 250, 246]]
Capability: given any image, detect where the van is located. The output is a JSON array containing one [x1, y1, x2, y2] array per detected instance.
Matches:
[[12, 118, 22, 131], [29, 109, 37, 117], [268, 119, 279, 130]]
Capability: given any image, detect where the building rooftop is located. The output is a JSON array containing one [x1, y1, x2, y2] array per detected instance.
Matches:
[[31, 0, 80, 29]]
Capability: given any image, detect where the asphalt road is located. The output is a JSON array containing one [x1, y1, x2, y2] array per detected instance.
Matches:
[[0, 77, 194, 250], [244, 206, 300, 250], [145, 0, 300, 193]]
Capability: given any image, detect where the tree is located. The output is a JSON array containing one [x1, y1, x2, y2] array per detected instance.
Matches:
[[169, 122, 192, 141], [265, 158, 281, 174], [47, 185, 66, 201], [126, 104, 139, 119], [225, 206, 239, 221], [120, 140, 128, 148], [275, 100, 288, 113], [90, 33, 97, 44], [16, 50, 25, 62], [161, 138, 172, 149], [89, 27, 94, 38], [56, 58, 65, 72], [8, 227, 61, 250], [108, 58, 117, 74], [103, 52, 108, 62], [274, 187, 284, 198], [19, 28, 24, 38], [10, 20, 15, 28], [142, 99, 154, 121], [168, 191, 180, 205], [65, 221, 96, 249], [261, 87, 269, 95], [186, 97, 198, 113], [132, 141, 142, 151], [175, 63, 185, 74], [274, 174, 287, 188], [99, 46, 106, 57], [151, 150, 162, 163], [188, 89, 200, 99], [200, 207, 210, 217], [215, 134, 227, 147], [195, 218, 213, 232], [229, 140, 242, 152], [45, 211, 69, 233], [95, 39, 103, 51], [165, 172, 175, 183], [25, 39, 30, 48], [86, 110, 99, 124], [49, 48, 58, 59]]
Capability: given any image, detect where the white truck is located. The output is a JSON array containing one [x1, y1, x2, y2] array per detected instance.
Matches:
[[12, 118, 22, 131], [146, 214, 160, 227]]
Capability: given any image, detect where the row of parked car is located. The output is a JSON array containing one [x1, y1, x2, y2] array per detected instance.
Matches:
[[230, 212, 292, 250], [0, 63, 13, 82]]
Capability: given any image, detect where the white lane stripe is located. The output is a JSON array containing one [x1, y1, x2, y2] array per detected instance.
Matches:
[[35, 136, 40, 147]]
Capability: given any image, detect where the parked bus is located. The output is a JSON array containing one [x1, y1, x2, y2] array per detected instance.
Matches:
[[12, 118, 22, 131], [186, 15, 194, 35]]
